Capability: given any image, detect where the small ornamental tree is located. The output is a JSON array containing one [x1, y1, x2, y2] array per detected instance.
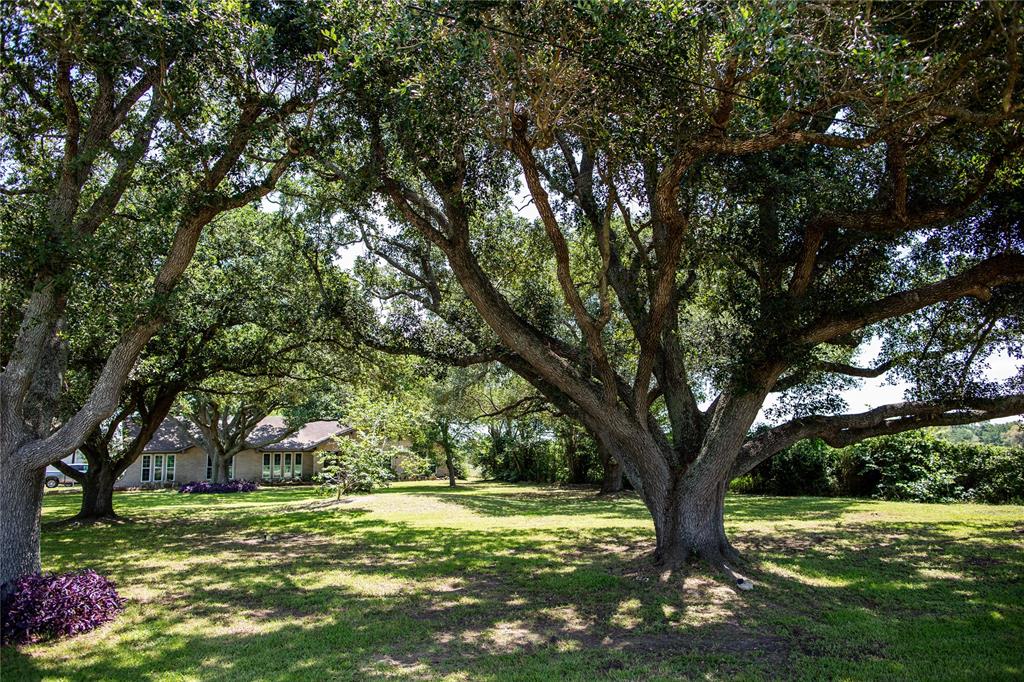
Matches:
[[316, 436, 394, 500]]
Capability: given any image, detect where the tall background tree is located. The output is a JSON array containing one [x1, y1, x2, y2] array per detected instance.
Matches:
[[309, 0, 1024, 579], [179, 378, 344, 485], [0, 0, 329, 584], [55, 207, 344, 518]]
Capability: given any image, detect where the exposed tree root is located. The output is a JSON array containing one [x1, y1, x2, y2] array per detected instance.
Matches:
[[721, 540, 745, 566], [44, 513, 127, 529], [650, 543, 754, 591]]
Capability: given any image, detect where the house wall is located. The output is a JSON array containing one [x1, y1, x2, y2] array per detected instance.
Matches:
[[233, 449, 262, 480], [117, 432, 360, 487], [117, 446, 206, 488], [230, 439, 343, 482], [310, 438, 349, 474]]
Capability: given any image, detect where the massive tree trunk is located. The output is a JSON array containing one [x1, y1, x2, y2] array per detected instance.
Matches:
[[213, 452, 240, 483], [651, 474, 735, 570], [65, 388, 179, 521], [61, 442, 122, 521], [571, 389, 764, 580], [75, 460, 121, 520], [0, 466, 45, 586], [211, 453, 224, 483]]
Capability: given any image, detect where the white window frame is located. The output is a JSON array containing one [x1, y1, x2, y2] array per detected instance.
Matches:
[[260, 452, 304, 481], [142, 454, 175, 483]]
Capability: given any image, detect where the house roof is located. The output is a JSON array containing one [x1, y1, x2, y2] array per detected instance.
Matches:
[[246, 416, 353, 451], [137, 417, 199, 453], [137, 415, 351, 453]]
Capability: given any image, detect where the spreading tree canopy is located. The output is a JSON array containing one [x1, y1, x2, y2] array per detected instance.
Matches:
[[308, 1, 1024, 578], [55, 207, 346, 518], [2, 0, 1022, 589], [0, 0, 330, 584]]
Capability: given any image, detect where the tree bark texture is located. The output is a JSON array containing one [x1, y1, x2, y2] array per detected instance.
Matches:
[[75, 460, 121, 520], [211, 453, 224, 484], [0, 466, 45, 586], [598, 442, 624, 494]]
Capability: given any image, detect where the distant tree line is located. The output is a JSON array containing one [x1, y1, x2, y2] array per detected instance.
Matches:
[[936, 421, 1024, 448]]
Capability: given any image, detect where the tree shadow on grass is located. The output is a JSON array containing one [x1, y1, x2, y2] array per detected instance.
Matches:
[[41, 487, 322, 523], [384, 481, 651, 520], [9, 513, 788, 681], [419, 490, 651, 520], [11, 488, 1024, 681], [724, 494, 874, 521], [381, 482, 872, 524]]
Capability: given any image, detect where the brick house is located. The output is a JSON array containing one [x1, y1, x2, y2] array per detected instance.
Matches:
[[117, 416, 354, 488]]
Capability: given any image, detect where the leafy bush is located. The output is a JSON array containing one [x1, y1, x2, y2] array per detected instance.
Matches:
[[850, 432, 966, 502], [963, 446, 1024, 504], [393, 449, 436, 480], [733, 430, 1024, 504], [178, 479, 258, 494], [829, 445, 888, 497], [470, 420, 556, 483], [1, 570, 124, 646], [739, 439, 835, 496], [728, 474, 759, 495], [315, 437, 394, 498]]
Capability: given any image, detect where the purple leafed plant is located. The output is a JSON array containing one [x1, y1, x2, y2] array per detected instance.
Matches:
[[1, 570, 124, 646], [177, 479, 259, 494]]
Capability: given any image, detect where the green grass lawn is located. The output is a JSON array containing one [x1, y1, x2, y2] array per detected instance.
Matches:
[[3, 481, 1023, 681]]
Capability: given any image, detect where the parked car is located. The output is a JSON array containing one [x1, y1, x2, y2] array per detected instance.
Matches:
[[43, 463, 88, 488]]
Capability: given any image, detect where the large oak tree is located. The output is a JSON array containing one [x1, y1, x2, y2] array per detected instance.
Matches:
[[55, 207, 342, 518], [312, 1, 1024, 580], [0, 0, 328, 584]]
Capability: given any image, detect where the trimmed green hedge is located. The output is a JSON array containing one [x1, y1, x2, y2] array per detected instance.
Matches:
[[731, 431, 1024, 504]]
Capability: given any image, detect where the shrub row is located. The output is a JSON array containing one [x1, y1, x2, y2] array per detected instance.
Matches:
[[731, 431, 1024, 504], [177, 479, 259, 494], [1, 570, 123, 646]]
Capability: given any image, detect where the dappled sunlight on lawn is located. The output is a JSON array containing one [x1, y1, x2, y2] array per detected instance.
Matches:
[[3, 482, 1022, 681]]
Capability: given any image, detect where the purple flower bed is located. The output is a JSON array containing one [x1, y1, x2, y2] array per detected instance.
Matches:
[[1, 570, 124, 646], [177, 479, 259, 494]]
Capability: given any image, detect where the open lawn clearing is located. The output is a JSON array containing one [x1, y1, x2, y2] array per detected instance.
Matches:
[[2, 481, 1023, 681]]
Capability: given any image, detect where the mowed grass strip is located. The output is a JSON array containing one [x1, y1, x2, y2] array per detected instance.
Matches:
[[2, 481, 1022, 681]]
